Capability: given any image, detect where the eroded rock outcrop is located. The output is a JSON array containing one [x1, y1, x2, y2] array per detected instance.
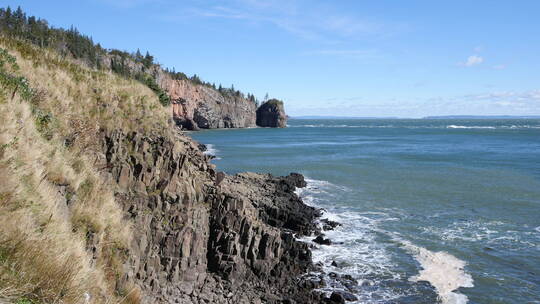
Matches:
[[256, 99, 287, 128], [159, 77, 257, 130], [98, 52, 287, 131], [99, 129, 325, 303]]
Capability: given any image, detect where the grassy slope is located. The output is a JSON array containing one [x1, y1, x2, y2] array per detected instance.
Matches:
[[0, 36, 171, 303]]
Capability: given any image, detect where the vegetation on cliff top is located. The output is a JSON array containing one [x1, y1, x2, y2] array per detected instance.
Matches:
[[0, 32, 169, 303], [263, 98, 284, 106], [0, 6, 261, 106]]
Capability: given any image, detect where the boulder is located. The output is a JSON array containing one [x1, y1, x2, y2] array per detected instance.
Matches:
[[331, 291, 358, 302], [321, 219, 341, 231], [313, 235, 332, 245]]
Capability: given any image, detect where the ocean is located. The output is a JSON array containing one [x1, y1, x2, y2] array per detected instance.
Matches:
[[190, 119, 540, 304]]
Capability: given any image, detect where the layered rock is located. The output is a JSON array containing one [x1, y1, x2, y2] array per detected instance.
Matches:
[[256, 99, 287, 128], [99, 129, 325, 303], [98, 52, 288, 131], [96, 53, 259, 131], [158, 77, 257, 130]]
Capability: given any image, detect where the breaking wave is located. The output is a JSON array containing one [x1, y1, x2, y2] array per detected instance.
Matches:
[[399, 239, 474, 304], [296, 178, 474, 304], [203, 144, 221, 159]]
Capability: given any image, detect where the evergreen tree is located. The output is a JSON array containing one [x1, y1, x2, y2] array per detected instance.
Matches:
[[5, 7, 12, 28], [135, 49, 143, 62], [142, 51, 153, 68], [0, 6, 257, 107]]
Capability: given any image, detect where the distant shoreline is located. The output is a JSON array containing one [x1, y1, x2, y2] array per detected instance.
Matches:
[[291, 115, 540, 120]]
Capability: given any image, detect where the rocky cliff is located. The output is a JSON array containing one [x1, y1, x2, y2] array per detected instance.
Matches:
[[0, 20, 331, 304], [256, 99, 287, 128], [99, 52, 285, 131], [100, 129, 326, 303], [99, 57, 283, 131], [0, 7, 288, 132], [158, 77, 257, 130]]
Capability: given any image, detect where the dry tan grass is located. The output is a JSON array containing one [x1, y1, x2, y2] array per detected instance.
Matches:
[[0, 96, 105, 303], [0, 36, 171, 303]]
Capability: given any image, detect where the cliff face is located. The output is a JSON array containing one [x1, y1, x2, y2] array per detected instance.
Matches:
[[101, 130, 324, 303], [256, 99, 288, 128], [1, 30, 317, 304], [94, 49, 288, 131], [157, 76, 257, 130], [0, 7, 287, 132], [99, 55, 286, 131]]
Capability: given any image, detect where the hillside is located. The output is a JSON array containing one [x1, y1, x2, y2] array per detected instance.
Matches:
[[0, 32, 326, 304], [0, 6, 287, 131]]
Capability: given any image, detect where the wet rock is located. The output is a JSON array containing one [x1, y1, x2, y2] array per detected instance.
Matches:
[[197, 143, 207, 152], [313, 235, 332, 245], [333, 291, 358, 302], [321, 219, 341, 231], [326, 292, 345, 303]]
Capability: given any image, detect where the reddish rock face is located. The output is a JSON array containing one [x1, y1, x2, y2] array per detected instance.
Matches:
[[159, 76, 257, 130]]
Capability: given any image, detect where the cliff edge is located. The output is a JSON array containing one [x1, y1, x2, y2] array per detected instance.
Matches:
[[0, 34, 336, 304], [103, 130, 325, 303], [159, 77, 257, 130]]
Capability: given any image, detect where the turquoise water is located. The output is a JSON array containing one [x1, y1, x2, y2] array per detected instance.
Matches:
[[191, 119, 540, 304]]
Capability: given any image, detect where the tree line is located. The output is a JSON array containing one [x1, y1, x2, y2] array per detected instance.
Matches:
[[0, 6, 261, 106]]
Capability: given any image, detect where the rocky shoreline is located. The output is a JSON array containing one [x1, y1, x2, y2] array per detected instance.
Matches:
[[100, 128, 358, 303]]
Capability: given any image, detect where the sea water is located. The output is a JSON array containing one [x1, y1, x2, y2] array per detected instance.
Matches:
[[191, 119, 540, 304]]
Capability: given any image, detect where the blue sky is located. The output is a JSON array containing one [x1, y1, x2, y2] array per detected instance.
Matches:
[[4, 0, 540, 117]]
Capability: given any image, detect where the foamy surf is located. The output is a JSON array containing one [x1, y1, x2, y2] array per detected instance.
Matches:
[[399, 239, 473, 304], [447, 125, 495, 129], [291, 124, 540, 129], [296, 179, 411, 303], [203, 144, 221, 159], [296, 178, 476, 303]]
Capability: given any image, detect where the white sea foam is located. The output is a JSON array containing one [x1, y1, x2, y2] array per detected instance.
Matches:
[[421, 220, 538, 250], [296, 178, 476, 303], [296, 179, 408, 303], [421, 220, 500, 242], [290, 124, 540, 129], [203, 144, 221, 159], [399, 239, 473, 304], [447, 125, 496, 129]]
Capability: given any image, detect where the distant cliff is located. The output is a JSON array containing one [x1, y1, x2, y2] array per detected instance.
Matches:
[[158, 76, 257, 130], [0, 7, 286, 131]]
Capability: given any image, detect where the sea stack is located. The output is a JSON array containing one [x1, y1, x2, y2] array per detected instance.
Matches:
[[256, 99, 287, 128]]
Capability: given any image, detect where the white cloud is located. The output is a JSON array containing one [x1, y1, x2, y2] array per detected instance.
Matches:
[[463, 55, 484, 67], [288, 90, 540, 117], [171, 0, 404, 42]]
